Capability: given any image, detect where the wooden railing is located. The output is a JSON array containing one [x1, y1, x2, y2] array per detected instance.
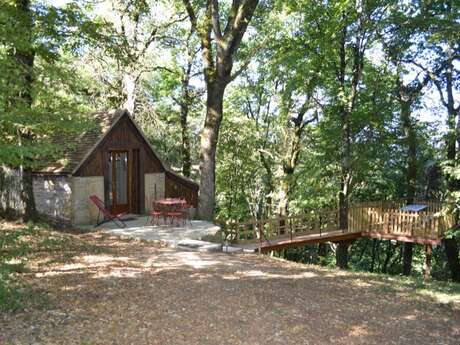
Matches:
[[348, 200, 453, 239], [221, 209, 339, 244], [221, 200, 454, 244]]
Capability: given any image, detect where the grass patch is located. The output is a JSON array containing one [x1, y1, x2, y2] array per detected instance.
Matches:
[[1, 222, 36, 311], [0, 220, 103, 312], [350, 271, 460, 310]]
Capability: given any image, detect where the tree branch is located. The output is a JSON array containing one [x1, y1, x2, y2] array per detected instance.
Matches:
[[211, 0, 223, 41], [230, 35, 268, 81], [182, 0, 199, 34], [224, 0, 259, 57]]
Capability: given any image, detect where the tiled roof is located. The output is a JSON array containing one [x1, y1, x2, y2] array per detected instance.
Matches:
[[34, 110, 124, 174]]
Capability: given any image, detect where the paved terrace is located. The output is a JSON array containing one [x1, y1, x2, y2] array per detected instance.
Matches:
[[80, 215, 221, 247]]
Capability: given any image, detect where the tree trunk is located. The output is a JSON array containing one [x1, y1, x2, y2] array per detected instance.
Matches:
[[180, 103, 192, 177], [183, 0, 259, 220], [443, 49, 460, 282], [21, 168, 36, 221], [400, 101, 417, 203], [400, 99, 417, 275], [424, 244, 432, 281], [443, 238, 460, 282], [370, 239, 379, 273], [278, 108, 307, 217], [336, 138, 350, 268], [402, 242, 413, 275], [382, 241, 394, 274], [278, 178, 289, 218], [336, 240, 350, 269], [336, 21, 352, 268], [122, 71, 137, 115], [9, 0, 37, 222], [318, 243, 327, 258], [198, 83, 226, 220]]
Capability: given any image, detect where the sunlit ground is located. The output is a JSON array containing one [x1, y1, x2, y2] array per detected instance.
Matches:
[[1, 221, 459, 345]]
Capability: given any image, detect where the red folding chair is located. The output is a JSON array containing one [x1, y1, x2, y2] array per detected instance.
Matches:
[[89, 195, 127, 228], [146, 201, 165, 226]]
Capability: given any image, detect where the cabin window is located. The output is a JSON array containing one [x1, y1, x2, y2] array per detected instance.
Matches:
[[115, 152, 128, 204], [108, 151, 129, 210]]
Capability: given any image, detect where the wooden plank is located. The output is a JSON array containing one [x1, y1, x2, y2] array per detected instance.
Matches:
[[256, 231, 363, 253]]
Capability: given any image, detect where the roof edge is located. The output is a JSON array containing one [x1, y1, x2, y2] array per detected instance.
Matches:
[[71, 109, 127, 175], [71, 108, 199, 189], [127, 112, 199, 189]]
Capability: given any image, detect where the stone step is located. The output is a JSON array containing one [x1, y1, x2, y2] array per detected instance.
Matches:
[[176, 239, 222, 253], [222, 245, 244, 253]]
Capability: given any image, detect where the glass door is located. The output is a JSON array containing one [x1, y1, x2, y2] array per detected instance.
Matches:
[[108, 151, 129, 213]]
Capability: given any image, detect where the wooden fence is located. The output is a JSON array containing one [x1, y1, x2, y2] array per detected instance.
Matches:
[[221, 200, 454, 244], [348, 200, 453, 239], [221, 209, 339, 244]]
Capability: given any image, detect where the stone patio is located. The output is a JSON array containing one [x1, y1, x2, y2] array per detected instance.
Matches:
[[82, 215, 221, 248]]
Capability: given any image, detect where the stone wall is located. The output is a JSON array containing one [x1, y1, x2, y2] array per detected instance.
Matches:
[[0, 166, 23, 217], [144, 173, 165, 212], [33, 175, 72, 224], [72, 176, 104, 225]]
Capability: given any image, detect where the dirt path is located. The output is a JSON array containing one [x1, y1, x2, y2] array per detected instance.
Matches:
[[1, 232, 459, 345]]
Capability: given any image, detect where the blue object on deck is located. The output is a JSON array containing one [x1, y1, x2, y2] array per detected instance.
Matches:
[[399, 204, 428, 212]]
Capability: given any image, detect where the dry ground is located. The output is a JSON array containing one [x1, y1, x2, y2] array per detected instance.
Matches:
[[1, 222, 460, 345]]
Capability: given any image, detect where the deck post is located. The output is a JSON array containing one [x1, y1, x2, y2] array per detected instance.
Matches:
[[424, 243, 433, 281]]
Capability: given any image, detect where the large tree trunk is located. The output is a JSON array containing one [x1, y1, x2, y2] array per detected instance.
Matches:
[[443, 50, 460, 282], [10, 0, 37, 222], [183, 0, 259, 220], [335, 17, 357, 269], [443, 238, 460, 282], [198, 83, 226, 220]]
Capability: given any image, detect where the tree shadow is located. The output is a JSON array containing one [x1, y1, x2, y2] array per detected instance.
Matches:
[[3, 238, 459, 344]]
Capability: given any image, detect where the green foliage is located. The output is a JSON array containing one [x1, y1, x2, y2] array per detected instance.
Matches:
[[0, 0, 458, 283], [0, 0, 100, 169]]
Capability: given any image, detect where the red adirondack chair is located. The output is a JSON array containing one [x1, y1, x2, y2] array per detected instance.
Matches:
[[89, 195, 127, 228]]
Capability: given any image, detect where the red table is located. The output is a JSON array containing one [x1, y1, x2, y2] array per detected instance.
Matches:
[[150, 198, 187, 226], [155, 198, 186, 208]]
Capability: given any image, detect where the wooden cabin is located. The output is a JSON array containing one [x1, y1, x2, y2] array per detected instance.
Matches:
[[1, 109, 198, 226]]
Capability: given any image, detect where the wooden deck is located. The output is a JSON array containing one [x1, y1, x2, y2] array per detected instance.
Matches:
[[222, 200, 453, 252], [234, 230, 363, 253]]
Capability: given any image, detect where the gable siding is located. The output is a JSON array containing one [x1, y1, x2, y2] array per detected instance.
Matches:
[[74, 116, 164, 177], [73, 116, 165, 213]]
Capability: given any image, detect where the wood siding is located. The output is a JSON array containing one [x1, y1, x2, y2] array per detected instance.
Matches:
[[165, 171, 199, 207]]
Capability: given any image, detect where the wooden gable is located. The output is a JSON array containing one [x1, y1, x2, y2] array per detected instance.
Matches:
[[74, 113, 164, 177]]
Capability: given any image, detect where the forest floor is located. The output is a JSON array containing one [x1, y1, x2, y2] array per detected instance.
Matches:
[[1, 220, 460, 345]]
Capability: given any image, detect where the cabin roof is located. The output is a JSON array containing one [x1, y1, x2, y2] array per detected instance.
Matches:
[[33, 109, 199, 189], [33, 109, 124, 174]]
